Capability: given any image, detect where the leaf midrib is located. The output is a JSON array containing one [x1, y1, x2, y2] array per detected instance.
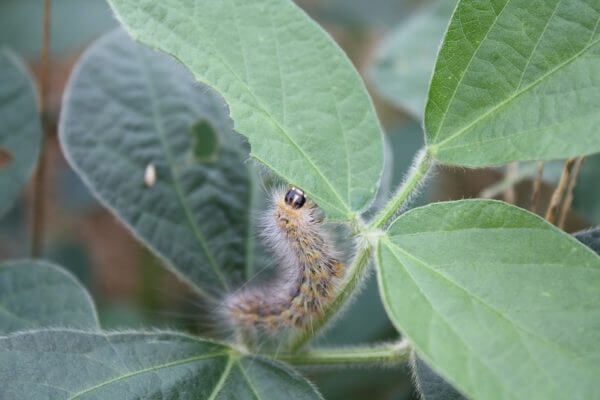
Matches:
[[125, 0, 353, 216], [430, 15, 600, 152], [207, 355, 235, 400], [67, 352, 229, 400], [514, 0, 563, 91]]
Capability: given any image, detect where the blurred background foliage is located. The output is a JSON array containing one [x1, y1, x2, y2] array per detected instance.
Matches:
[[1, 1, 598, 399]]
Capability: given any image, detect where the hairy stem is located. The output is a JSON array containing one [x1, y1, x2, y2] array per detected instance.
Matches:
[[271, 340, 410, 367], [370, 148, 434, 230], [32, 0, 51, 257], [288, 149, 435, 352]]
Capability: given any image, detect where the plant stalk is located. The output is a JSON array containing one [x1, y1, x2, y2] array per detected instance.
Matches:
[[31, 0, 51, 257], [370, 148, 434, 230], [502, 162, 519, 204], [529, 161, 544, 213], [545, 158, 576, 225], [271, 340, 410, 367], [558, 156, 584, 229]]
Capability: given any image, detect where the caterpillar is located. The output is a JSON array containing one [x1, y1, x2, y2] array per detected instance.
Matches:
[[224, 186, 345, 335]]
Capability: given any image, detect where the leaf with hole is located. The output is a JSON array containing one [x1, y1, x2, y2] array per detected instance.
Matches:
[[0, 48, 42, 219], [108, 0, 384, 220], [0, 260, 98, 334], [376, 200, 600, 400], [426, 0, 600, 166], [0, 330, 323, 399], [60, 29, 262, 298]]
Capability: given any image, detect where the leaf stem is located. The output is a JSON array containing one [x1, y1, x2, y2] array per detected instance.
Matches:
[[270, 340, 410, 367], [529, 161, 545, 213], [545, 158, 576, 225], [369, 148, 434, 230], [32, 0, 51, 257], [558, 156, 584, 229], [502, 162, 519, 204]]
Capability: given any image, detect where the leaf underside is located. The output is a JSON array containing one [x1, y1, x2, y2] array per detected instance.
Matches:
[[108, 0, 384, 220], [60, 29, 260, 297], [0, 48, 42, 218], [0, 260, 99, 334]]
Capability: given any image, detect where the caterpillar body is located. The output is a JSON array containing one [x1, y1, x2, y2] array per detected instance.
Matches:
[[224, 187, 345, 335]]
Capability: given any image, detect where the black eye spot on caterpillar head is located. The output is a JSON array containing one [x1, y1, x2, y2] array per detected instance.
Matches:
[[285, 187, 306, 209]]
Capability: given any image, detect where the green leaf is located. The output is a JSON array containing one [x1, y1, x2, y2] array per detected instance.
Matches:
[[108, 0, 384, 220], [575, 226, 600, 255], [0, 330, 323, 399], [376, 200, 600, 400], [426, 0, 600, 167], [370, 0, 456, 118], [0, 260, 98, 334], [0, 48, 42, 219], [412, 356, 466, 400], [60, 29, 261, 297]]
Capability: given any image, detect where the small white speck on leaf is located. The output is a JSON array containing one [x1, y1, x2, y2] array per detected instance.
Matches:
[[145, 164, 156, 188]]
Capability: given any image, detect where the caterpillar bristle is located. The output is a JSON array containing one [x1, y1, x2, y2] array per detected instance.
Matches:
[[224, 186, 345, 339]]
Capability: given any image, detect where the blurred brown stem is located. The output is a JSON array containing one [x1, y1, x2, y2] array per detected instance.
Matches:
[[32, 0, 51, 257], [529, 162, 544, 213], [557, 157, 584, 229], [545, 158, 576, 225], [502, 162, 519, 204]]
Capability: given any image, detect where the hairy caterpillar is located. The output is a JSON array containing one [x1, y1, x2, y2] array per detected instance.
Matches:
[[224, 187, 345, 335]]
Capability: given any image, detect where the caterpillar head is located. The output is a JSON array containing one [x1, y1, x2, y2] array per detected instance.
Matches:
[[272, 186, 319, 232], [284, 187, 306, 209]]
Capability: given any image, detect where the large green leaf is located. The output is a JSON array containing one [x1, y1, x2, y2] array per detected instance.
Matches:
[[426, 0, 600, 167], [0, 260, 98, 334], [60, 29, 261, 297], [376, 200, 600, 400], [0, 48, 42, 219], [108, 0, 384, 220], [0, 330, 322, 399], [370, 0, 457, 119]]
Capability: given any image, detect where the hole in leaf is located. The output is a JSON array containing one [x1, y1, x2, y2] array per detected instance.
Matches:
[[190, 120, 220, 163], [0, 147, 13, 170]]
